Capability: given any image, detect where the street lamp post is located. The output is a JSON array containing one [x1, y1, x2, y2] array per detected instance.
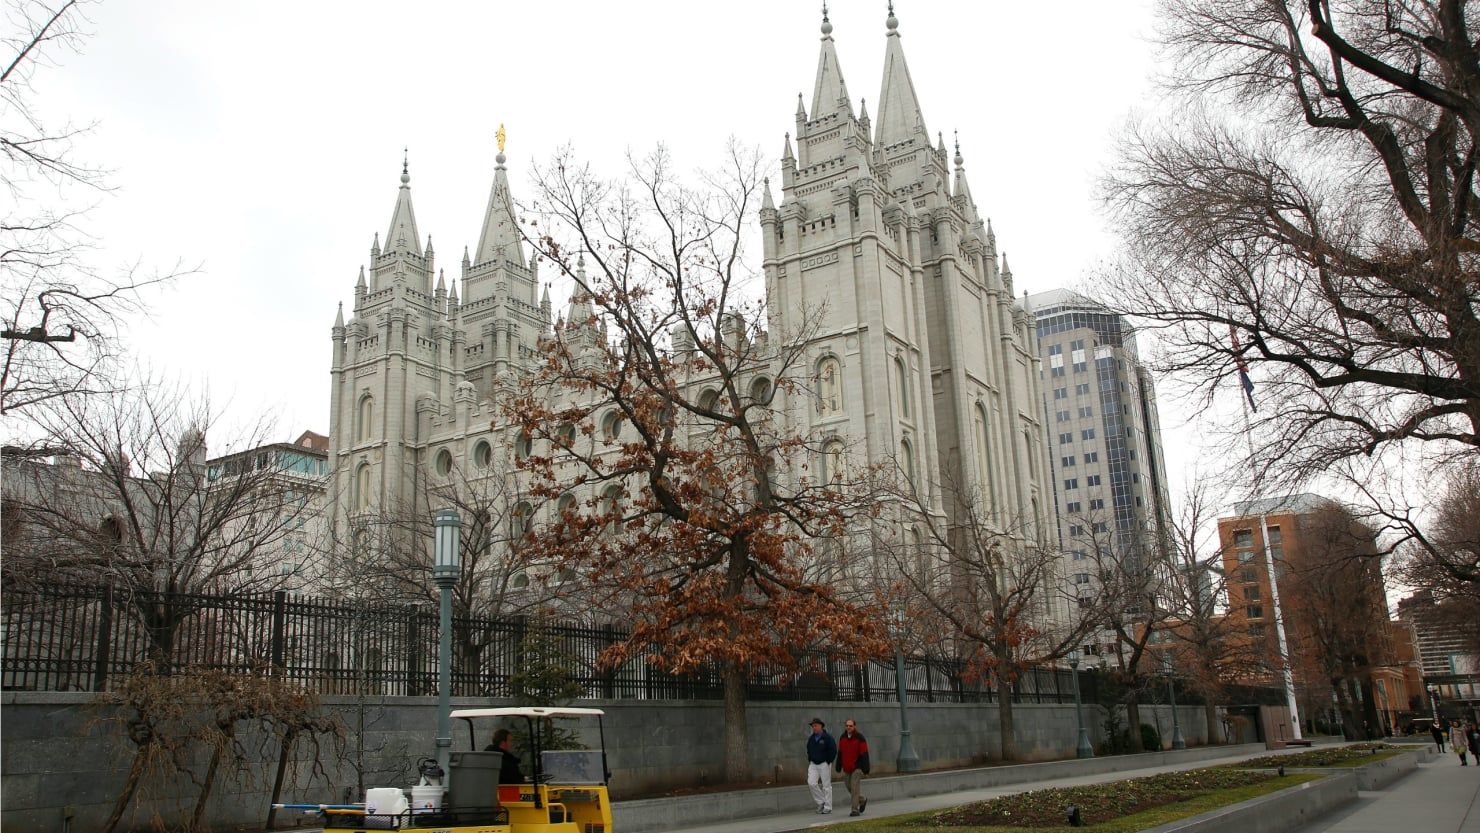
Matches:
[[889, 603, 920, 773], [433, 509, 462, 779], [1068, 650, 1093, 759], [1162, 654, 1186, 750]]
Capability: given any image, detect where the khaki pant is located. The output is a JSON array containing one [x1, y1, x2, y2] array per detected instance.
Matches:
[[843, 768, 865, 813]]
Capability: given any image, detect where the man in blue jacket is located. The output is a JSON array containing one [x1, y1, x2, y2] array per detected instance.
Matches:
[[806, 717, 837, 814]]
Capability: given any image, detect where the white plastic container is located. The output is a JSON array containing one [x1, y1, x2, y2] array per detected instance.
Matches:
[[410, 785, 444, 813], [363, 787, 408, 828]]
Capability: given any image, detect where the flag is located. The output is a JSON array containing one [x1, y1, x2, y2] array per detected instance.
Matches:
[[1229, 326, 1257, 412]]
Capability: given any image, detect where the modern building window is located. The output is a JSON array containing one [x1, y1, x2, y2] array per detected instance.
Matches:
[[1089, 498, 1105, 510], [1081, 428, 1096, 440], [1086, 474, 1102, 486], [1247, 585, 1261, 601], [1054, 387, 1068, 400], [1075, 383, 1090, 396], [1064, 478, 1078, 490], [1092, 521, 1108, 533], [1072, 572, 1092, 585], [1061, 455, 1075, 467], [1246, 605, 1265, 620], [1056, 410, 1070, 422], [1069, 524, 1086, 536], [1267, 526, 1282, 545], [1241, 567, 1258, 583], [1234, 529, 1254, 548], [1066, 501, 1082, 513], [817, 356, 843, 415], [1078, 406, 1093, 418], [1059, 432, 1073, 444]]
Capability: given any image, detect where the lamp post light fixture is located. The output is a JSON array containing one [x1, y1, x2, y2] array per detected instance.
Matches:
[[888, 602, 921, 773], [1068, 650, 1094, 759], [433, 508, 462, 779], [1162, 653, 1186, 750]]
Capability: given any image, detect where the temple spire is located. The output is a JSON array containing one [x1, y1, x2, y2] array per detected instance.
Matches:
[[473, 128, 527, 269], [875, 4, 929, 146], [810, 2, 852, 119], [384, 151, 422, 256]]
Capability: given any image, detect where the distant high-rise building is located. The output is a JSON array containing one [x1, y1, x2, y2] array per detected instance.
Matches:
[[1024, 289, 1171, 623]]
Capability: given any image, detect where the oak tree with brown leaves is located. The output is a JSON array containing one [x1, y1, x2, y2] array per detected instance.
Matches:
[[506, 143, 888, 782]]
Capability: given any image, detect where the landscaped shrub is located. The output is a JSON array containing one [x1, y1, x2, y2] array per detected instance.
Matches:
[[1141, 723, 1162, 752]]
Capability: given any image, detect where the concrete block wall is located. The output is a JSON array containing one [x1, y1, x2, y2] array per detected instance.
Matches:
[[0, 692, 1213, 833]]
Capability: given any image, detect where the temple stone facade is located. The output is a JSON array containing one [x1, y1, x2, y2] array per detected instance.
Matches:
[[325, 8, 1057, 611]]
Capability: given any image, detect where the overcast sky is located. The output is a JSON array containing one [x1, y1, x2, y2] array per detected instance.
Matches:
[[18, 0, 1252, 504]]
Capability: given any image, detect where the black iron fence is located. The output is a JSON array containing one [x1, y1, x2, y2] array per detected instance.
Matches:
[[2, 582, 1120, 704]]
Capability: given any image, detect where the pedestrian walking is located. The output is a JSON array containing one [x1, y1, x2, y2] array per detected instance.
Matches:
[[1467, 722, 1479, 763], [1432, 720, 1447, 752], [1450, 721, 1468, 765], [835, 719, 871, 816], [806, 717, 837, 814]]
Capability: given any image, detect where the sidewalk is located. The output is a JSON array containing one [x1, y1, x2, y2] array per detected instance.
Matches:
[[1293, 757, 1480, 833], [657, 745, 1336, 833]]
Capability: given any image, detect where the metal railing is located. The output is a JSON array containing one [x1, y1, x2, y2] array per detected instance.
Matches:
[[2, 582, 1118, 704]]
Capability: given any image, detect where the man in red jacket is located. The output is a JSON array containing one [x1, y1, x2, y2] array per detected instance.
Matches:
[[835, 719, 870, 816]]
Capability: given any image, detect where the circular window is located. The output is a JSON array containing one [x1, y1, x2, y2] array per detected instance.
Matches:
[[556, 422, 577, 448], [750, 377, 774, 405], [473, 441, 493, 469], [435, 449, 453, 477], [514, 433, 532, 461], [601, 411, 624, 442]]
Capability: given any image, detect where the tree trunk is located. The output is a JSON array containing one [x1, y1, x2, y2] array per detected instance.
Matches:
[[1358, 675, 1384, 739], [1204, 702, 1220, 744], [722, 665, 749, 782], [265, 728, 297, 830], [100, 747, 149, 833], [1333, 677, 1359, 738], [998, 671, 1016, 761], [1125, 686, 1145, 752], [192, 729, 230, 831]]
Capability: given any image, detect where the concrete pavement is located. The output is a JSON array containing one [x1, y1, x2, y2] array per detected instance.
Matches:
[[1293, 757, 1480, 833], [655, 745, 1348, 833]]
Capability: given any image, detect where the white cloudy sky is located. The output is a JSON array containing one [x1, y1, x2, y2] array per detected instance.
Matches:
[[21, 0, 1248, 505]]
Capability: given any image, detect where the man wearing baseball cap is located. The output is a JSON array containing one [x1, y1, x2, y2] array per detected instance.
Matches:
[[806, 717, 837, 814]]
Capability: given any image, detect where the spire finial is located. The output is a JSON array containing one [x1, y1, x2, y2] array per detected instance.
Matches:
[[496, 123, 507, 166], [821, 2, 832, 36], [886, 1, 898, 32], [401, 147, 409, 185], [954, 130, 963, 167]]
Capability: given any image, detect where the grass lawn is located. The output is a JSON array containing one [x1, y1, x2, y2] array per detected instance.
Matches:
[[1230, 743, 1407, 770], [837, 768, 1322, 833]]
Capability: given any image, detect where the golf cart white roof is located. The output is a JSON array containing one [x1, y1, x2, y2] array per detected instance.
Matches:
[[450, 707, 606, 720]]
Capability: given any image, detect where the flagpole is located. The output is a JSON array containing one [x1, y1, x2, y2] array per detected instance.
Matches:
[[1231, 328, 1302, 740]]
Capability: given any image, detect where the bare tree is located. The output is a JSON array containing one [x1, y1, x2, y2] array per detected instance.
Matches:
[[1102, 0, 1480, 487], [321, 459, 562, 695], [883, 466, 1095, 761], [509, 143, 888, 782], [1, 377, 307, 662], [1155, 481, 1263, 742], [1, 1, 182, 414], [1075, 515, 1173, 752], [1281, 504, 1391, 738]]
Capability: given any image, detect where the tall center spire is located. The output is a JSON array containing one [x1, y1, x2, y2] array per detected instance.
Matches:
[[810, 2, 852, 119], [875, 4, 928, 146], [474, 127, 527, 269]]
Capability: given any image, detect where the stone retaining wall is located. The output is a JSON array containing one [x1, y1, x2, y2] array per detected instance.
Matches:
[[0, 691, 1213, 833]]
